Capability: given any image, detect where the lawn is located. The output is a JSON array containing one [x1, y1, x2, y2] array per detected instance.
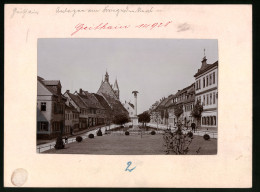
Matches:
[[45, 134, 217, 155]]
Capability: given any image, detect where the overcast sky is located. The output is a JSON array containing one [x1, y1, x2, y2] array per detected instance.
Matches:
[[38, 38, 218, 113]]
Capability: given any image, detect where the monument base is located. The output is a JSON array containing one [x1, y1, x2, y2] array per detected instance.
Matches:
[[131, 116, 139, 130]]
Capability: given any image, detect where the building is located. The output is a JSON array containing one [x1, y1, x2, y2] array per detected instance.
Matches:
[[97, 71, 129, 118], [64, 102, 79, 135], [37, 76, 66, 139], [63, 91, 89, 130], [183, 83, 195, 127], [123, 101, 135, 123], [194, 56, 218, 129], [97, 71, 120, 100], [79, 89, 107, 126]]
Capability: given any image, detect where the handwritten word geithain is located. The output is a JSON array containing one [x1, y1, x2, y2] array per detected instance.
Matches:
[[71, 21, 172, 36]]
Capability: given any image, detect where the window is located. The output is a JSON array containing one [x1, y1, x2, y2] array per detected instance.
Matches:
[[203, 95, 205, 106], [41, 102, 46, 111], [213, 72, 215, 84], [203, 77, 205, 88], [206, 76, 208, 86], [210, 93, 212, 105], [213, 92, 216, 104], [38, 122, 48, 131], [209, 74, 212, 85], [207, 94, 209, 105]]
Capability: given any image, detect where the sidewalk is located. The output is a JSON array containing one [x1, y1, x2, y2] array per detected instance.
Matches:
[[37, 124, 118, 153], [37, 124, 115, 145]]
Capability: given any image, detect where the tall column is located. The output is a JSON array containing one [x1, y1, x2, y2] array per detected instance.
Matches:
[[132, 91, 139, 116], [134, 94, 137, 116], [131, 91, 139, 129]]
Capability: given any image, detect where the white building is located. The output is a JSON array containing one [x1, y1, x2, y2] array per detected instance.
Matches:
[[194, 56, 218, 129], [123, 101, 135, 122]]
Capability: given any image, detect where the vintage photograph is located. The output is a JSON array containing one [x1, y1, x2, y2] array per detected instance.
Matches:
[[37, 38, 218, 155]]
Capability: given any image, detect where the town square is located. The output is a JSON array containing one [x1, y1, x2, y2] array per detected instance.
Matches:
[[37, 38, 218, 155]]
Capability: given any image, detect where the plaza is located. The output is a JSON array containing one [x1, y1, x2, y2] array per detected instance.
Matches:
[[44, 131, 217, 155]]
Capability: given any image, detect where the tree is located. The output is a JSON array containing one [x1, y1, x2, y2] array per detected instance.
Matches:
[[191, 101, 203, 129], [113, 113, 129, 126], [173, 104, 183, 121], [165, 110, 169, 128], [138, 111, 151, 127], [160, 110, 165, 123]]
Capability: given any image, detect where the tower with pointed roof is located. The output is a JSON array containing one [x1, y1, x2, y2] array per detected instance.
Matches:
[[113, 78, 120, 99], [97, 71, 120, 100]]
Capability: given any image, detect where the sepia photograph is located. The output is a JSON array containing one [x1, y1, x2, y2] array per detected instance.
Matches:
[[37, 38, 218, 155]]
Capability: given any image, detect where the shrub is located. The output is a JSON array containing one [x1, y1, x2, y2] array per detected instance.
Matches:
[[88, 134, 94, 139], [125, 131, 129, 136], [203, 134, 210, 140], [76, 136, 83, 142], [54, 136, 65, 149], [187, 131, 193, 138], [97, 129, 103, 136], [151, 131, 156, 135]]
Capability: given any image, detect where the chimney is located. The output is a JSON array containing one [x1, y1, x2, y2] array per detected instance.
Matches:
[[79, 88, 82, 94]]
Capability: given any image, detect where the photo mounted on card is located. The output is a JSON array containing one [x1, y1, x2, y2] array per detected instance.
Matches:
[[4, 4, 252, 188], [37, 38, 218, 155]]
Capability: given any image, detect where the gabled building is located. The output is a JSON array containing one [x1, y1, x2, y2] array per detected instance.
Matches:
[[194, 56, 218, 129], [97, 71, 120, 100], [123, 101, 135, 123], [63, 91, 89, 130], [78, 89, 106, 126], [37, 76, 66, 139], [64, 103, 79, 134]]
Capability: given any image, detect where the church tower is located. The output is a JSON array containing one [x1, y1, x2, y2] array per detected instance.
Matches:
[[105, 70, 109, 82], [113, 78, 120, 100]]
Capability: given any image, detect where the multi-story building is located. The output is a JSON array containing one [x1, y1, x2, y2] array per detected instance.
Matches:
[[194, 56, 218, 129], [63, 91, 89, 130], [37, 76, 66, 139], [183, 83, 195, 127], [64, 102, 79, 135]]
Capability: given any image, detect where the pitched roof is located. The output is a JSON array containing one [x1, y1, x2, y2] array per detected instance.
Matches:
[[93, 93, 112, 111], [81, 91, 105, 109], [194, 61, 218, 77], [65, 103, 78, 112], [42, 80, 60, 86], [77, 93, 98, 109], [66, 92, 87, 109], [101, 93, 128, 116], [97, 81, 117, 99], [128, 102, 134, 109], [37, 76, 57, 96]]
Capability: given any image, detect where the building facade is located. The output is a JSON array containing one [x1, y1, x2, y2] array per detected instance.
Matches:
[[37, 76, 66, 139], [194, 56, 218, 129]]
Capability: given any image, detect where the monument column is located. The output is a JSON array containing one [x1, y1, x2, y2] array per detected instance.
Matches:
[[132, 91, 139, 129]]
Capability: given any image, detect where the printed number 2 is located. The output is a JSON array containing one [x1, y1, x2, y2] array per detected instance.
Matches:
[[125, 161, 136, 172]]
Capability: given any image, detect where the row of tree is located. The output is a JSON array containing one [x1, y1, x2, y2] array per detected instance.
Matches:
[[155, 101, 204, 128], [111, 101, 203, 128]]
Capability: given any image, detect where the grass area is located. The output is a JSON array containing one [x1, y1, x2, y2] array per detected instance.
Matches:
[[45, 134, 217, 155]]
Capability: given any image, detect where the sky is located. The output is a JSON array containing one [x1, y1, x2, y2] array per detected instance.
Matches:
[[38, 38, 218, 114]]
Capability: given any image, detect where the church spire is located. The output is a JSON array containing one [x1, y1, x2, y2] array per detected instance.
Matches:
[[113, 78, 119, 90], [113, 78, 120, 99], [105, 70, 109, 82]]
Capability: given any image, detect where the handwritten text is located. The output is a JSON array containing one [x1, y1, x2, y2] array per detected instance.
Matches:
[[71, 21, 172, 36]]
